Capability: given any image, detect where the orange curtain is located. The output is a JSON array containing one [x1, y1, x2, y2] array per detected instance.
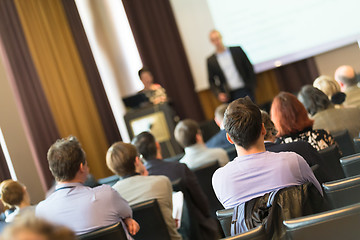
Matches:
[[14, 0, 112, 179]]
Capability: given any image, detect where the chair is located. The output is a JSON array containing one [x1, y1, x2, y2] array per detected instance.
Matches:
[[199, 119, 220, 142], [163, 152, 184, 162], [216, 208, 234, 237], [78, 222, 127, 240], [318, 144, 345, 181], [283, 202, 360, 240], [322, 175, 360, 209], [97, 175, 120, 186], [340, 153, 360, 177], [331, 129, 356, 157], [193, 161, 223, 219], [172, 178, 202, 240], [354, 137, 360, 153], [131, 199, 171, 240], [220, 225, 266, 240]]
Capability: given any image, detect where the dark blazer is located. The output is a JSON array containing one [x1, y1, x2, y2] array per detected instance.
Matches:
[[206, 129, 233, 149], [144, 159, 218, 239], [265, 141, 332, 183], [207, 46, 256, 96]]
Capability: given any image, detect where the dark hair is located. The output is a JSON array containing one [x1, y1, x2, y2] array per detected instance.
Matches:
[[298, 85, 331, 116], [270, 92, 314, 137], [261, 110, 278, 140], [132, 132, 157, 160], [174, 119, 199, 148], [106, 142, 137, 177], [47, 136, 86, 182], [138, 67, 151, 79], [224, 97, 262, 149]]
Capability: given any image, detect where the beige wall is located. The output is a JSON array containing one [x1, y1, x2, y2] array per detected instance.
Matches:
[[314, 43, 360, 78], [0, 55, 44, 203]]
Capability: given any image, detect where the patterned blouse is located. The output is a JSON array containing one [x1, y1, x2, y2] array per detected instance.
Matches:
[[275, 127, 335, 151]]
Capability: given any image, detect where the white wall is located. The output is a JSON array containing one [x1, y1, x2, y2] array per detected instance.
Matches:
[[171, 1, 360, 89]]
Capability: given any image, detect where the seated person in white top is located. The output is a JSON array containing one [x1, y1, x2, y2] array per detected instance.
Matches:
[[36, 136, 139, 238], [0, 180, 33, 223], [174, 119, 229, 169], [212, 97, 322, 209], [106, 142, 182, 240]]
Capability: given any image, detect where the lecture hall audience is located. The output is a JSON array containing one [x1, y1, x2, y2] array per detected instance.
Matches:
[[132, 131, 218, 240], [106, 141, 182, 240], [270, 91, 336, 151], [298, 85, 360, 139], [212, 97, 322, 209], [174, 119, 229, 169], [35, 136, 139, 238]]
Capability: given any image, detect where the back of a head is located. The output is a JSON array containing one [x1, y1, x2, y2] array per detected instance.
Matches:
[[214, 104, 228, 123], [0, 180, 24, 209], [298, 85, 331, 116], [223, 97, 262, 149], [132, 132, 157, 160], [106, 142, 137, 177], [334, 65, 357, 88], [47, 136, 85, 182], [313, 75, 341, 99], [261, 110, 278, 140], [174, 119, 199, 148], [1, 212, 76, 240], [270, 92, 314, 137]]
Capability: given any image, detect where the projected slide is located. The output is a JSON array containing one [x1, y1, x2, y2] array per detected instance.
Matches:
[[207, 0, 360, 72]]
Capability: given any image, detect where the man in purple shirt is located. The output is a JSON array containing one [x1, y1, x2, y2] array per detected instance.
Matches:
[[212, 97, 322, 209], [36, 136, 139, 238]]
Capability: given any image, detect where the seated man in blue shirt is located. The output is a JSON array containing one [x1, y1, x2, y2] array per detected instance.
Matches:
[[36, 136, 139, 238], [212, 97, 322, 209], [206, 103, 234, 150]]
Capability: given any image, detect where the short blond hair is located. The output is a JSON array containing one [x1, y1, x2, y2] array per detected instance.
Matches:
[[313, 75, 341, 100]]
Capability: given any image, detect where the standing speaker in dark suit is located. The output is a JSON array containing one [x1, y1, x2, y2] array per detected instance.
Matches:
[[207, 30, 256, 103]]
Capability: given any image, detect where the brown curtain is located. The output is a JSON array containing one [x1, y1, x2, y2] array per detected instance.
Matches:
[[0, 145, 11, 182], [61, 0, 121, 145], [0, 0, 59, 189], [122, 0, 205, 122], [274, 58, 319, 94]]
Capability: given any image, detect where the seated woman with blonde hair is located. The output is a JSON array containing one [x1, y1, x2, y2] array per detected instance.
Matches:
[[270, 92, 336, 151], [313, 75, 346, 107], [0, 180, 33, 223]]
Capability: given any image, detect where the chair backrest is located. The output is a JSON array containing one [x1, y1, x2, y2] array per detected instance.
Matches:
[[216, 208, 234, 237], [172, 178, 202, 240], [199, 120, 220, 142], [284, 202, 360, 240], [318, 144, 345, 181], [131, 199, 171, 240], [193, 161, 223, 219], [340, 153, 360, 177], [331, 129, 356, 157], [354, 137, 360, 153], [220, 225, 267, 240], [163, 153, 184, 162], [97, 175, 120, 186], [322, 174, 360, 209], [78, 222, 127, 240]]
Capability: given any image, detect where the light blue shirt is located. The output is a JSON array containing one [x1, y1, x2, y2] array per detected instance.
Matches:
[[216, 48, 245, 90], [180, 143, 229, 169], [36, 183, 133, 238], [212, 151, 322, 209]]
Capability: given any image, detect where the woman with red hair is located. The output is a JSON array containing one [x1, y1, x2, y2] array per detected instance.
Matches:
[[270, 92, 335, 151]]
